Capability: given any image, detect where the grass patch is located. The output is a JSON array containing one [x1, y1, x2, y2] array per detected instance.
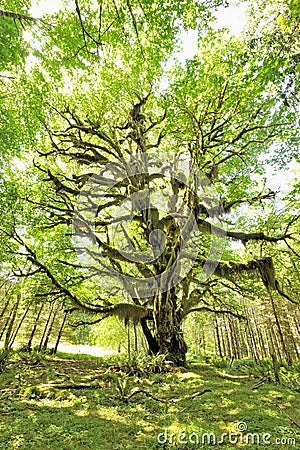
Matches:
[[0, 352, 299, 449]]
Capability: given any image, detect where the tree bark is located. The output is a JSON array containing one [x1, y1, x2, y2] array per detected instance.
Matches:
[[220, 321, 227, 357], [214, 314, 223, 358], [53, 311, 68, 354], [0, 284, 13, 322], [9, 301, 31, 348], [153, 290, 187, 366], [140, 318, 159, 354], [43, 304, 58, 350], [246, 321, 258, 362], [4, 293, 21, 350], [27, 303, 44, 351], [223, 316, 232, 357], [269, 291, 292, 365], [251, 307, 267, 358], [38, 303, 54, 352], [0, 314, 11, 341], [127, 324, 131, 358]]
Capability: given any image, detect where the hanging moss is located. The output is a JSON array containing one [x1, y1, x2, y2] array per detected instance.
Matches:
[[256, 257, 276, 290], [215, 257, 275, 287], [213, 257, 296, 303], [106, 303, 151, 326]]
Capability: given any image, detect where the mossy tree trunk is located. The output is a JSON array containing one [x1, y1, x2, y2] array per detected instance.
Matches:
[[153, 290, 187, 366]]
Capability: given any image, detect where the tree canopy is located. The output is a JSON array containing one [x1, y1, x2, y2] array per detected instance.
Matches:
[[0, 0, 299, 365]]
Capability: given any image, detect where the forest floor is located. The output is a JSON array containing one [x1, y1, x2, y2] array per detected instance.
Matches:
[[0, 351, 299, 450]]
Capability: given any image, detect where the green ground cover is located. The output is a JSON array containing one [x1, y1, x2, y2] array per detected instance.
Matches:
[[0, 351, 299, 449]]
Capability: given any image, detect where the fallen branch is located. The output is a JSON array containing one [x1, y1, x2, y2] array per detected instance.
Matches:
[[252, 376, 271, 390], [216, 371, 251, 380], [275, 404, 300, 429], [128, 388, 212, 405], [126, 388, 166, 403], [0, 387, 19, 393], [178, 390, 212, 412], [190, 389, 212, 398], [40, 383, 101, 390]]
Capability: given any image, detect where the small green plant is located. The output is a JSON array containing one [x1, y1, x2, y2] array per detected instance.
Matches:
[[227, 358, 257, 375], [146, 353, 173, 373], [203, 354, 231, 369], [115, 377, 130, 401], [108, 352, 174, 377], [122, 352, 146, 376], [16, 349, 46, 366], [279, 364, 300, 391], [225, 357, 300, 389]]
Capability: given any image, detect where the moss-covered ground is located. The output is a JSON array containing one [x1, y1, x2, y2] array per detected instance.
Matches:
[[0, 351, 299, 449]]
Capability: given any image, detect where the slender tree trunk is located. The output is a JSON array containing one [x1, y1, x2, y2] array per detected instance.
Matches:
[[9, 301, 31, 348], [231, 317, 242, 359], [43, 305, 58, 351], [261, 325, 270, 358], [246, 321, 258, 363], [251, 307, 267, 358], [220, 322, 226, 357], [238, 323, 249, 358], [0, 313, 11, 341], [271, 353, 280, 383], [133, 323, 138, 353], [127, 324, 131, 358], [290, 318, 300, 359], [202, 328, 206, 355], [193, 318, 198, 354], [267, 320, 282, 363], [264, 328, 271, 358], [38, 303, 54, 352], [27, 303, 44, 351], [4, 293, 21, 350], [53, 311, 68, 354], [214, 314, 223, 358], [243, 327, 251, 358], [281, 305, 298, 362], [0, 286, 14, 339], [228, 317, 238, 359], [290, 331, 300, 360], [0, 294, 11, 323], [269, 291, 292, 365], [223, 315, 232, 357], [294, 317, 300, 337]]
